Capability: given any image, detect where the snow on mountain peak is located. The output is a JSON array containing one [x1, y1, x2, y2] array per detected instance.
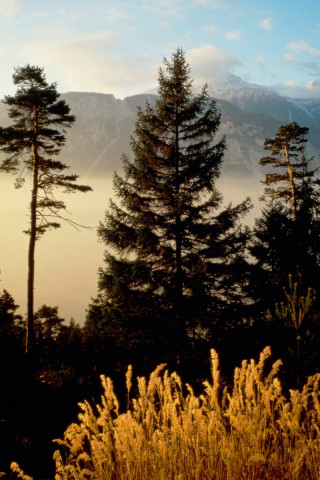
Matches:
[[192, 72, 279, 109], [146, 72, 276, 103]]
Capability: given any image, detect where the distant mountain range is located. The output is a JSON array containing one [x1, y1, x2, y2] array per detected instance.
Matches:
[[0, 72, 319, 178]]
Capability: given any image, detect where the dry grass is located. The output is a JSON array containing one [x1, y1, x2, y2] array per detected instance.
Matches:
[[12, 347, 320, 479]]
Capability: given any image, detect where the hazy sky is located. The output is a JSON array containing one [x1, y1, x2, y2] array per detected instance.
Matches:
[[0, 0, 320, 99]]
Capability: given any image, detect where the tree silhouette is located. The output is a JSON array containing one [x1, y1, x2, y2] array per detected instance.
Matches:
[[87, 49, 251, 369], [260, 122, 309, 221], [250, 122, 320, 326], [0, 65, 92, 353], [0, 289, 23, 346]]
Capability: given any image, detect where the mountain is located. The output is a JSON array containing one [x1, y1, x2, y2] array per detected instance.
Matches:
[[203, 73, 320, 159], [61, 83, 320, 177], [0, 73, 319, 178], [195, 72, 279, 110], [53, 92, 279, 178]]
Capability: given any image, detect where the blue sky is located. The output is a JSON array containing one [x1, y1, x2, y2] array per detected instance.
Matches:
[[0, 0, 320, 99]]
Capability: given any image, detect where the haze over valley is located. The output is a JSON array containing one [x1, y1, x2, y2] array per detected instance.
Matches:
[[1, 75, 319, 322]]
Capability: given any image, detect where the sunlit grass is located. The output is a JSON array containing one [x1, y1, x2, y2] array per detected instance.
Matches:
[[12, 347, 320, 479]]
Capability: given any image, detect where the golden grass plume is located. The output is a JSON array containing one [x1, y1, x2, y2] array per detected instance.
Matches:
[[11, 347, 320, 480]]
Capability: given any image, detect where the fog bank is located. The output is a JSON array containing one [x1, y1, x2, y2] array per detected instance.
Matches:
[[0, 174, 263, 324]]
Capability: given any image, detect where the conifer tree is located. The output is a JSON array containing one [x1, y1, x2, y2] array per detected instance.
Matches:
[[87, 49, 251, 367], [260, 122, 309, 221], [0, 289, 23, 345], [0, 65, 92, 353], [250, 122, 320, 310]]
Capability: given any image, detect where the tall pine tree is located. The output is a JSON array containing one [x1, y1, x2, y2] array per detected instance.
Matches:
[[87, 49, 251, 369], [260, 122, 309, 221], [250, 122, 320, 310], [0, 65, 92, 353]]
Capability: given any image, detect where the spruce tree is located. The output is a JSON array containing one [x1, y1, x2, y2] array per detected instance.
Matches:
[[87, 49, 251, 369], [0, 65, 92, 353]]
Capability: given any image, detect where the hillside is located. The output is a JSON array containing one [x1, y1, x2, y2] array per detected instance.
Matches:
[[1, 74, 319, 179]]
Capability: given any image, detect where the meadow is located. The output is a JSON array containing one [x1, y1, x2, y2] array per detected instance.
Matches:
[[11, 346, 320, 480]]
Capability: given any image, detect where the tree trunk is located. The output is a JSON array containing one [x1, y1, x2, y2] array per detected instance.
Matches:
[[285, 145, 297, 221], [26, 109, 39, 354], [174, 115, 183, 337]]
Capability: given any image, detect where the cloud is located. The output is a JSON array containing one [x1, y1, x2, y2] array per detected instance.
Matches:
[[287, 40, 320, 58], [258, 17, 273, 31], [22, 26, 118, 55], [283, 53, 299, 62], [186, 44, 241, 83], [303, 61, 320, 77], [255, 55, 266, 66], [158, 20, 171, 30], [18, 27, 158, 98], [141, 0, 187, 18], [194, 0, 229, 8], [0, 0, 18, 17], [100, 4, 133, 22], [283, 51, 320, 77], [225, 30, 242, 41], [203, 24, 218, 34], [277, 80, 320, 99]]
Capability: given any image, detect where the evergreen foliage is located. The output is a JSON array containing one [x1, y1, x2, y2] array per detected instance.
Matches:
[[0, 289, 23, 346], [87, 48, 251, 369], [249, 123, 320, 377], [0, 65, 92, 353], [251, 122, 320, 296], [260, 122, 309, 221], [35, 305, 64, 341]]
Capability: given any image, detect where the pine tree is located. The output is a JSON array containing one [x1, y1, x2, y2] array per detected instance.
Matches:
[[87, 49, 251, 368], [0, 289, 23, 346], [0, 65, 92, 353], [35, 305, 64, 342], [260, 122, 309, 221], [251, 122, 320, 310]]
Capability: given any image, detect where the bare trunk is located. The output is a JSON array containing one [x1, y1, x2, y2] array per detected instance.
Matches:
[[26, 109, 39, 354], [285, 145, 297, 221]]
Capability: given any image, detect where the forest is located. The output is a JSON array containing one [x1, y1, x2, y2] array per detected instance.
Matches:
[[1, 49, 320, 479]]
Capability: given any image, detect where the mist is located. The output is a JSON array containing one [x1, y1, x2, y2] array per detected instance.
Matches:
[[0, 174, 263, 324]]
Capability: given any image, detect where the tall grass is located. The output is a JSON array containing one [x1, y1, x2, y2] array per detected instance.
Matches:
[[12, 347, 320, 479]]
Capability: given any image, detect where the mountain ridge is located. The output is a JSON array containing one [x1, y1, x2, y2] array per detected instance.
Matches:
[[0, 73, 319, 178]]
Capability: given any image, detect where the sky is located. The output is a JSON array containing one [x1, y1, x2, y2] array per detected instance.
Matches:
[[0, 0, 320, 99]]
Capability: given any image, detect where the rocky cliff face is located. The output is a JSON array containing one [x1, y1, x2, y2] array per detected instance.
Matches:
[[0, 75, 319, 179]]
